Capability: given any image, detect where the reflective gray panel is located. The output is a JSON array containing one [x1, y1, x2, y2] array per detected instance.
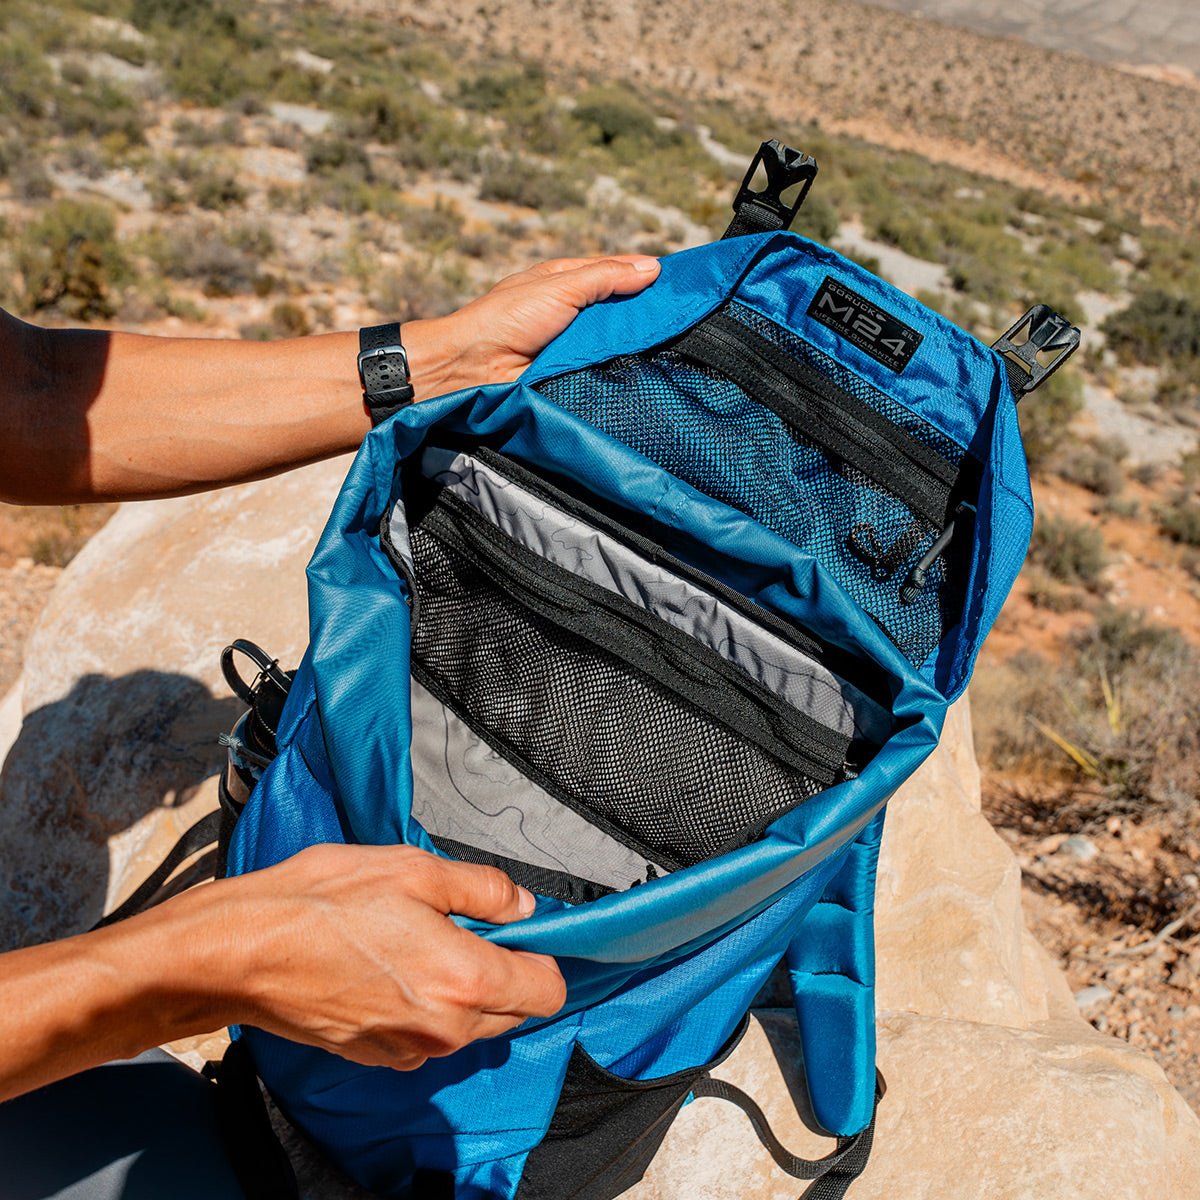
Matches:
[[409, 677, 669, 890]]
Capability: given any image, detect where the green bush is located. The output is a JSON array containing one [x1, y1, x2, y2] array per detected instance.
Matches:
[[1102, 289, 1200, 365], [52, 76, 147, 146], [370, 258, 466, 323], [306, 137, 373, 181], [1159, 500, 1200, 547], [141, 219, 267, 296], [1045, 608, 1200, 821], [1056, 439, 1125, 496], [1154, 360, 1200, 410], [791, 194, 839, 244], [458, 65, 548, 115], [1027, 513, 1107, 588], [1015, 365, 1084, 472], [16, 199, 129, 320], [403, 200, 465, 250], [0, 36, 55, 122], [191, 168, 247, 211], [479, 157, 586, 211]]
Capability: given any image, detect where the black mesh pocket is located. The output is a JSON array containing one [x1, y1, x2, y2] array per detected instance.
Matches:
[[407, 491, 850, 871], [535, 302, 970, 664]]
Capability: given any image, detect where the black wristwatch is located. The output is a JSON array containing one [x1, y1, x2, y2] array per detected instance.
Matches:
[[357, 322, 415, 425]]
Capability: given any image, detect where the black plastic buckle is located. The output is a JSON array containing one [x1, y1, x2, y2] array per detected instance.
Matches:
[[991, 304, 1081, 398], [732, 139, 818, 231]]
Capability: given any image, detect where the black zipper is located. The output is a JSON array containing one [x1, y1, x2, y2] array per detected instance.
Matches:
[[414, 487, 851, 788], [671, 309, 959, 530], [460, 444, 895, 714]]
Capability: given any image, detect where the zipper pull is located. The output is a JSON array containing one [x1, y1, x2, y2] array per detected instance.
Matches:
[[900, 503, 974, 605]]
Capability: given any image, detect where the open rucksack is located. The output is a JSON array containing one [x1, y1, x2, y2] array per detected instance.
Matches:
[[205, 142, 1079, 1198]]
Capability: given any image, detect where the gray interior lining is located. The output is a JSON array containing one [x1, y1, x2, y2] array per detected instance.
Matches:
[[421, 447, 890, 745], [409, 676, 670, 890]]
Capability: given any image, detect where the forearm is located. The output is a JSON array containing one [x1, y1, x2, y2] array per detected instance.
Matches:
[[1, 317, 462, 505], [0, 845, 564, 1103], [1, 254, 658, 505], [0, 884, 241, 1102]]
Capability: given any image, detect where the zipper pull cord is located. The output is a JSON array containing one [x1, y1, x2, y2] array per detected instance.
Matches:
[[900, 503, 974, 606]]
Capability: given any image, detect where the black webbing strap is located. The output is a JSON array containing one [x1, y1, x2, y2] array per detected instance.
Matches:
[[722, 139, 819, 240], [90, 808, 221, 930], [689, 1074, 881, 1199], [204, 1040, 299, 1200]]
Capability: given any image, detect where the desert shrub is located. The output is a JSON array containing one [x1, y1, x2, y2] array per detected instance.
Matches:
[[370, 258, 467, 322], [141, 1, 272, 107], [306, 137, 372, 181], [458, 64, 549, 116], [172, 115, 244, 148], [142, 218, 268, 296], [1153, 359, 1200, 410], [976, 607, 1200, 824], [191, 167, 247, 211], [29, 505, 118, 568], [403, 200, 465, 250], [1024, 567, 1086, 613], [0, 35, 55, 122], [0, 138, 54, 199], [1056, 444, 1124, 496], [791, 193, 839, 244], [1027, 513, 1107, 588], [15, 199, 129, 320], [1159, 500, 1200, 547], [1038, 237, 1120, 295], [1015, 365, 1084, 472], [340, 86, 433, 145], [269, 301, 310, 337], [969, 649, 1062, 770], [478, 156, 586, 211], [52, 76, 147, 147], [1049, 608, 1200, 819], [1102, 289, 1200, 366], [573, 88, 661, 154], [240, 300, 311, 340]]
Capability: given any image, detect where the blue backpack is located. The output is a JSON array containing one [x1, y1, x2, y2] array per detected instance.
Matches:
[[206, 144, 1078, 1198]]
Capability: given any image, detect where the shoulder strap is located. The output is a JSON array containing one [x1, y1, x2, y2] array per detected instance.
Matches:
[[690, 1072, 883, 1199], [89, 809, 221, 931], [204, 1040, 299, 1200], [91, 641, 291, 930]]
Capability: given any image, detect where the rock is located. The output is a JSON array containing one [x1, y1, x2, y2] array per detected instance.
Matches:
[[1058, 834, 1100, 861], [631, 699, 1200, 1198], [4, 462, 1200, 1197], [0, 457, 352, 948], [1076, 984, 1115, 1010]]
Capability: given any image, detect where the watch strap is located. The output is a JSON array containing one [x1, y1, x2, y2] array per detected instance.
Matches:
[[358, 322, 414, 425]]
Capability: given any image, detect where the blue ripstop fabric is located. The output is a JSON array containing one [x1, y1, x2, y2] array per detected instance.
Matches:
[[227, 231, 1031, 1197]]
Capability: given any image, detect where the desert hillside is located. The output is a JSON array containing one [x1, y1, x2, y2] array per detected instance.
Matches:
[[2, 0, 1200, 1120], [864, 0, 1200, 80], [348, 0, 1200, 227]]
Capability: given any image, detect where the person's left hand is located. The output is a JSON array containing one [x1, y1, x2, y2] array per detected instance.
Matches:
[[408, 255, 661, 401]]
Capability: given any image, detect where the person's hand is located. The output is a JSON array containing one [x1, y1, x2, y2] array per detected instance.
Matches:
[[209, 844, 565, 1070], [407, 255, 660, 401]]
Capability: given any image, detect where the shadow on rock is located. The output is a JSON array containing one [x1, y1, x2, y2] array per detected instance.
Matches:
[[0, 671, 242, 950]]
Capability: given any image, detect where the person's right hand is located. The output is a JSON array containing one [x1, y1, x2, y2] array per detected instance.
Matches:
[[1, 843, 562, 1101], [207, 844, 566, 1069]]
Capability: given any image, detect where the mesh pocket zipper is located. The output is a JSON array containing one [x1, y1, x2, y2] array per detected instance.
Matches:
[[405, 482, 854, 871], [672, 309, 959, 530]]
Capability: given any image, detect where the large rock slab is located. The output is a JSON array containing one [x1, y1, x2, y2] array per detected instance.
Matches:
[[0, 456, 351, 947], [630, 701, 1200, 1197]]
